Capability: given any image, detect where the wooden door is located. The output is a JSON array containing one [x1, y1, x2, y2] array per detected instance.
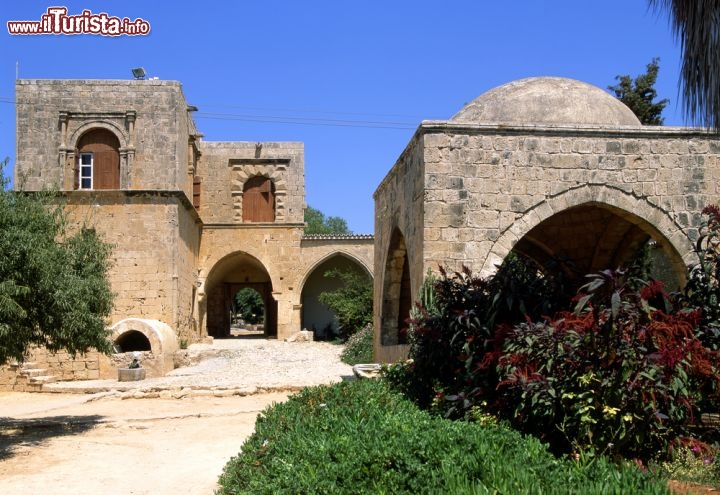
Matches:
[[243, 176, 275, 222]]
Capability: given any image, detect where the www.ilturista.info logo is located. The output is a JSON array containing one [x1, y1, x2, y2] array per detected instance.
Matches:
[[7, 7, 150, 36]]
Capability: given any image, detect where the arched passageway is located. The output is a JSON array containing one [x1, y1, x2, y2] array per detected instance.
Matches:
[[205, 252, 277, 338], [300, 254, 372, 340], [508, 203, 686, 290], [380, 228, 411, 346]]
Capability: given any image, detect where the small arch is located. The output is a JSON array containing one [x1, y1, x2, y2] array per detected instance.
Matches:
[[114, 330, 151, 352], [381, 228, 411, 346]]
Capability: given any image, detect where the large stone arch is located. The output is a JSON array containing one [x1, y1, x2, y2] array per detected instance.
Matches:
[[482, 184, 694, 287], [299, 251, 373, 338], [200, 250, 278, 338]]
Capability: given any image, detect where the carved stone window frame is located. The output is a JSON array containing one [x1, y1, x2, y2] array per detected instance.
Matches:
[[58, 110, 136, 190], [229, 159, 289, 223]]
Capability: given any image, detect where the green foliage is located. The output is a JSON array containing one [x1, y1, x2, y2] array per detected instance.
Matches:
[[394, 257, 569, 411], [398, 211, 720, 462], [679, 205, 720, 350], [340, 324, 373, 365], [608, 58, 669, 125], [656, 442, 720, 488], [649, 0, 720, 130], [0, 166, 114, 364], [317, 268, 372, 339], [217, 379, 669, 494], [234, 287, 264, 324], [304, 205, 350, 235]]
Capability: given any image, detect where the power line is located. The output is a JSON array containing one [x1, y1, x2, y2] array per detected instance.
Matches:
[[0, 96, 421, 129], [195, 111, 416, 129]]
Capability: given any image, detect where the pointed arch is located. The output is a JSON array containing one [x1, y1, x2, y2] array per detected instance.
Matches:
[[381, 227, 412, 346]]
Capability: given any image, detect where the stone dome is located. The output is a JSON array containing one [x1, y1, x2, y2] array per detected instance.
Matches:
[[450, 77, 641, 126]]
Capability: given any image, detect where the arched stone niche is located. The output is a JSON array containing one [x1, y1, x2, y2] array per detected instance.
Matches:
[[107, 318, 179, 378]]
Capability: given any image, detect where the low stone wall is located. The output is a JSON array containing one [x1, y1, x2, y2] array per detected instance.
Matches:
[[0, 346, 102, 392]]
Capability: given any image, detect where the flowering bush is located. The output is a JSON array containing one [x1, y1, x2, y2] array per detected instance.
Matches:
[[394, 206, 720, 463]]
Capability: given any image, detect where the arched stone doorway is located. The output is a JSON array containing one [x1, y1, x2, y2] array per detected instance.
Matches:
[[503, 202, 687, 291], [204, 252, 278, 338], [300, 253, 372, 339], [380, 228, 411, 346]]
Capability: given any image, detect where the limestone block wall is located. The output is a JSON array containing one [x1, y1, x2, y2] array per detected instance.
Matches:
[[418, 123, 720, 276], [0, 347, 103, 391], [373, 134, 426, 363], [65, 191, 201, 337], [197, 141, 305, 224], [15, 79, 194, 192]]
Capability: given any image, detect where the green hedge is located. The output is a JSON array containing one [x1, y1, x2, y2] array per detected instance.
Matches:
[[217, 380, 669, 494]]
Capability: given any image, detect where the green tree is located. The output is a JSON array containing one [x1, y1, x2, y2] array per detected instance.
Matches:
[[608, 58, 669, 125], [650, 0, 720, 129], [0, 165, 114, 364], [234, 287, 264, 324], [318, 268, 372, 339], [304, 205, 350, 235]]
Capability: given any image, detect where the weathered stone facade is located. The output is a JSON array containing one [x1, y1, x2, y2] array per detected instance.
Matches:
[[9, 79, 373, 387], [374, 77, 720, 363]]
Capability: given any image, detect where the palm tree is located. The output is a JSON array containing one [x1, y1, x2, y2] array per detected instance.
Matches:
[[650, 0, 720, 130]]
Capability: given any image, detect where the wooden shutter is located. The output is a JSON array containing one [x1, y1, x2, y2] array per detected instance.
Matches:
[[243, 176, 275, 222], [77, 129, 120, 190], [193, 176, 202, 208]]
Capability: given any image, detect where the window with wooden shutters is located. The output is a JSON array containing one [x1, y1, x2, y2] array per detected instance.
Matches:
[[243, 176, 275, 222], [76, 129, 120, 190]]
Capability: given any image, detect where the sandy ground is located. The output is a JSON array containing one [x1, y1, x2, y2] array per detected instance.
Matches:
[[0, 338, 354, 495]]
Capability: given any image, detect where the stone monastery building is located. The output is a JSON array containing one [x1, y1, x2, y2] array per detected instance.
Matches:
[[7, 75, 720, 384], [11, 79, 372, 383], [373, 77, 720, 363]]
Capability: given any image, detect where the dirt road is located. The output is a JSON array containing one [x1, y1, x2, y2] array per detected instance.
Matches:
[[0, 339, 353, 494]]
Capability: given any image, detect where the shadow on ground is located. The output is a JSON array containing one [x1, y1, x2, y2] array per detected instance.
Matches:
[[0, 415, 105, 460]]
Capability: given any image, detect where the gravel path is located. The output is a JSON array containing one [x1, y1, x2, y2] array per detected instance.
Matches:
[[43, 338, 355, 397]]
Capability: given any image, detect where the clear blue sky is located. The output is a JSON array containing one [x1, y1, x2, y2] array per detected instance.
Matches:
[[1, 1, 684, 234]]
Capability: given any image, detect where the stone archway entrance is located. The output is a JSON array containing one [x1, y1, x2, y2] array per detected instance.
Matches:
[[205, 252, 278, 338], [504, 202, 687, 291], [300, 253, 372, 340]]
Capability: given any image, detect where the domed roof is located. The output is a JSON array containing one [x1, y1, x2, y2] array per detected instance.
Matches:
[[450, 77, 641, 126]]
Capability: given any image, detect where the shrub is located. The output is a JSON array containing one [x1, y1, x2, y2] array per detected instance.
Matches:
[[217, 379, 669, 494], [496, 268, 719, 459], [340, 324, 373, 365], [318, 268, 373, 339], [394, 257, 569, 412]]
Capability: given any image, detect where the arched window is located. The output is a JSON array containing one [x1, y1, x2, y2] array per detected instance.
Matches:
[[76, 129, 120, 190], [243, 176, 275, 222]]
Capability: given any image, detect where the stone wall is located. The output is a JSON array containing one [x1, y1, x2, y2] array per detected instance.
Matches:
[[197, 141, 305, 224], [16, 79, 195, 193], [0, 347, 102, 392], [64, 191, 201, 336], [420, 124, 718, 275]]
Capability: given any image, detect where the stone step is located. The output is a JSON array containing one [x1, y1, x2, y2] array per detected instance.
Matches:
[[28, 375, 57, 385], [22, 368, 50, 377]]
